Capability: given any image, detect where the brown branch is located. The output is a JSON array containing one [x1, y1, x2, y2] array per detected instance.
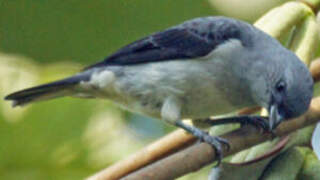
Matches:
[[121, 97, 320, 180], [87, 110, 259, 180], [87, 130, 196, 180]]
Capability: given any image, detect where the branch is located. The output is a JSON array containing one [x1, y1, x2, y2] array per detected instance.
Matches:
[[87, 130, 195, 180], [121, 97, 320, 180]]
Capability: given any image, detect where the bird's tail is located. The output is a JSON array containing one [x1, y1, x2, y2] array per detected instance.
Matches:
[[4, 73, 90, 107]]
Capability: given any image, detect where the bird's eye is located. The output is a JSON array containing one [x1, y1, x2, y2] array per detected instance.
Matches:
[[276, 81, 286, 92]]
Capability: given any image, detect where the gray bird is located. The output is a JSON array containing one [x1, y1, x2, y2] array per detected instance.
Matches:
[[4, 17, 313, 163]]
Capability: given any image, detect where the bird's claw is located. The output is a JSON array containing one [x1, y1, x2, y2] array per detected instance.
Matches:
[[240, 116, 269, 133], [240, 116, 278, 139], [199, 132, 230, 166], [174, 121, 230, 166]]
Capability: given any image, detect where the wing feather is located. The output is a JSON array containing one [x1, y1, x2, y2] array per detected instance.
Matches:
[[84, 17, 249, 69]]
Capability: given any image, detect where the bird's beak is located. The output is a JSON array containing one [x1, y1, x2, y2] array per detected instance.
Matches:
[[269, 104, 284, 131]]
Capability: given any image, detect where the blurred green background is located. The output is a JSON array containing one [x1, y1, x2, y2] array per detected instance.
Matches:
[[0, 0, 289, 179]]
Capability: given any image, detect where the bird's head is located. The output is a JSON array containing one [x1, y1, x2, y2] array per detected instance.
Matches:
[[251, 49, 313, 131]]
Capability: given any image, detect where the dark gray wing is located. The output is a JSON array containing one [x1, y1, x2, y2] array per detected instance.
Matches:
[[85, 17, 250, 69]]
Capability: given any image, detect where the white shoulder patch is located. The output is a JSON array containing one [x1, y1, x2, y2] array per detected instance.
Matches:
[[202, 39, 243, 59], [89, 70, 115, 89]]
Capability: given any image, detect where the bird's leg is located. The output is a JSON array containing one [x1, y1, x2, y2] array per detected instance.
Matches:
[[199, 115, 270, 133], [161, 97, 230, 166]]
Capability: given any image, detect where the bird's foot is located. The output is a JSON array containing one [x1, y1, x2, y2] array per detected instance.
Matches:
[[175, 121, 230, 166], [239, 116, 269, 132], [198, 133, 230, 166], [239, 116, 277, 138], [200, 115, 270, 133]]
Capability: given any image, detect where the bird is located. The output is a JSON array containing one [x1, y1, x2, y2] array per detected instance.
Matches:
[[4, 16, 314, 163]]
